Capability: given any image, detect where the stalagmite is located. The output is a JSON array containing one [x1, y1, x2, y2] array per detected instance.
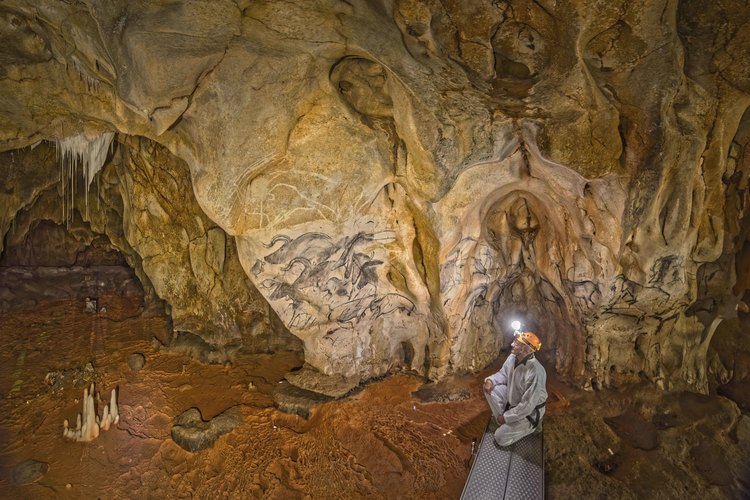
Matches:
[[100, 389, 119, 431], [110, 388, 119, 424], [101, 405, 110, 430], [62, 383, 119, 442]]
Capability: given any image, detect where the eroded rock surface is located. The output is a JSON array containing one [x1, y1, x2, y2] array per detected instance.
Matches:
[[1, 0, 750, 394]]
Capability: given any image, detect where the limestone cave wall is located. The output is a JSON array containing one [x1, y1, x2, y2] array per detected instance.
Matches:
[[0, 139, 298, 353], [1, 0, 749, 395]]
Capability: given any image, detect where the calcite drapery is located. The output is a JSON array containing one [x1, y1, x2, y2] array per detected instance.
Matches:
[[1, 0, 749, 394]]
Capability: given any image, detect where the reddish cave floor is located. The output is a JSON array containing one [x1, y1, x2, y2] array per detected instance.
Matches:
[[0, 294, 490, 498], [0, 294, 748, 499]]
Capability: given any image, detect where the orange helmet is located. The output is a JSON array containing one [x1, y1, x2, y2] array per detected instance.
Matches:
[[514, 331, 542, 351]]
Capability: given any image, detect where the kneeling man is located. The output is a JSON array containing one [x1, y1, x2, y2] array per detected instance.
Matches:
[[483, 330, 547, 447]]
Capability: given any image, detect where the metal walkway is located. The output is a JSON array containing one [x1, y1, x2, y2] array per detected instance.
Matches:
[[460, 420, 544, 499]]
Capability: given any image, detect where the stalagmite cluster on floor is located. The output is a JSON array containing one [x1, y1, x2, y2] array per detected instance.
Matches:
[[62, 384, 119, 442]]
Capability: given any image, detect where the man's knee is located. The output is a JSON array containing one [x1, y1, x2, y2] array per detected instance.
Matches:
[[493, 422, 532, 447], [493, 425, 516, 447]]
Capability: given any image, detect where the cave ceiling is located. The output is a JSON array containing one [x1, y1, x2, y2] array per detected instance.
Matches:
[[1, 0, 749, 396]]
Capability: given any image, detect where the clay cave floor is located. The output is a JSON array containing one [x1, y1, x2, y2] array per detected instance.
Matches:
[[1, 295, 749, 499]]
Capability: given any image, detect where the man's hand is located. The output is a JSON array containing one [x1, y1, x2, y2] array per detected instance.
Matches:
[[483, 379, 494, 394], [495, 415, 506, 426]]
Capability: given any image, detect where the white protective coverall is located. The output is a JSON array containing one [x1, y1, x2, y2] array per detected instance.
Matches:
[[484, 353, 547, 446]]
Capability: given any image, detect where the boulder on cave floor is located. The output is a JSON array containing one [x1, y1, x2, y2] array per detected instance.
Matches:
[[13, 459, 48, 485], [412, 376, 472, 403], [273, 381, 333, 419], [128, 352, 146, 371], [284, 367, 359, 398], [717, 376, 750, 413], [604, 408, 659, 451], [171, 406, 242, 452]]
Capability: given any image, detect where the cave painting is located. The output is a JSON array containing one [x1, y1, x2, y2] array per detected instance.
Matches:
[[248, 227, 427, 389], [256, 231, 417, 330], [1, 0, 749, 395]]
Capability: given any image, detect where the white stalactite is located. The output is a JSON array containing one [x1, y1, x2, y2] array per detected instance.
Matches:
[[55, 132, 115, 221]]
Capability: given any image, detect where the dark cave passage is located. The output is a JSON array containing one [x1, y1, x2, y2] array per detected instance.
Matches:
[[0, 209, 154, 320]]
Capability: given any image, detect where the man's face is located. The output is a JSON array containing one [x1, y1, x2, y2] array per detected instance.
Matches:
[[511, 338, 533, 358]]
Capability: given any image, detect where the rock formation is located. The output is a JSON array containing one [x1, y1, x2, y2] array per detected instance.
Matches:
[[63, 383, 118, 441], [171, 406, 242, 452], [1, 0, 749, 395]]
